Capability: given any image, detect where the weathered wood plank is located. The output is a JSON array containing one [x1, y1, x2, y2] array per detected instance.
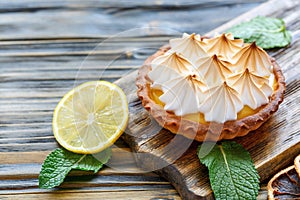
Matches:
[[0, 148, 170, 198], [0, 0, 266, 8], [0, 190, 181, 200], [0, 0, 265, 39], [0, 168, 165, 186], [0, 148, 135, 164]]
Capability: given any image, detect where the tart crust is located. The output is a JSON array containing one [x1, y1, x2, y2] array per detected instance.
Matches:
[[136, 45, 286, 142]]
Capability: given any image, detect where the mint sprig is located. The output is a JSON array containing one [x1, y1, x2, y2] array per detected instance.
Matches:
[[39, 148, 111, 189], [198, 141, 260, 200], [227, 16, 292, 49]]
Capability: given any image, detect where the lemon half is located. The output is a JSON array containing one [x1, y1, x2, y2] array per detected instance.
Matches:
[[53, 81, 128, 154]]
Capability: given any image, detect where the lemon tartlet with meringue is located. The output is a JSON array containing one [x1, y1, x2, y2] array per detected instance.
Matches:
[[136, 33, 285, 141]]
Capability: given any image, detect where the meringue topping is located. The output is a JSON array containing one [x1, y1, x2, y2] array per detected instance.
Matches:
[[203, 33, 244, 59], [227, 68, 273, 109], [195, 54, 232, 86], [198, 82, 243, 123], [159, 70, 207, 116], [149, 52, 194, 89], [151, 51, 193, 73], [148, 33, 275, 123], [169, 33, 207, 63], [232, 42, 272, 76]]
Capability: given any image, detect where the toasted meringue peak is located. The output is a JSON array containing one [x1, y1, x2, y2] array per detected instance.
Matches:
[[195, 54, 232, 86], [228, 68, 273, 109], [185, 73, 208, 96], [232, 42, 272, 76], [151, 51, 193, 73], [170, 33, 207, 63], [203, 33, 244, 59], [159, 72, 207, 116], [149, 52, 194, 89], [199, 82, 243, 123]]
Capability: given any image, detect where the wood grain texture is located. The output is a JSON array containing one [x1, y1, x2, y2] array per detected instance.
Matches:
[[0, 0, 297, 199], [115, 0, 300, 199], [0, 0, 264, 40]]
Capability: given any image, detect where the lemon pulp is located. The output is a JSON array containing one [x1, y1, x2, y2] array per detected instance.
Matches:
[[53, 81, 128, 154]]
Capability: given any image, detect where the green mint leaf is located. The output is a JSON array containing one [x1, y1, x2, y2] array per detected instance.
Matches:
[[38, 148, 111, 189], [227, 16, 292, 49], [73, 148, 112, 173], [198, 141, 260, 200]]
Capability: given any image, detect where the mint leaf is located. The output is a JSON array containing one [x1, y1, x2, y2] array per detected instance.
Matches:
[[39, 148, 111, 189], [227, 16, 292, 49], [198, 141, 260, 200], [73, 149, 111, 173]]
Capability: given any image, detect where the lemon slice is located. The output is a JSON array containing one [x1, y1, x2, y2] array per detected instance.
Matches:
[[53, 81, 128, 154]]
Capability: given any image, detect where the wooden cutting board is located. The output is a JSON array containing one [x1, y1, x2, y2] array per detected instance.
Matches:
[[115, 0, 300, 199]]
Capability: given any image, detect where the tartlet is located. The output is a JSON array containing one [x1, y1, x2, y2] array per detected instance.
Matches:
[[136, 33, 285, 141]]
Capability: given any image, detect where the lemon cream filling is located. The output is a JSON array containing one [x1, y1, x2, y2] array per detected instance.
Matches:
[[149, 33, 276, 123]]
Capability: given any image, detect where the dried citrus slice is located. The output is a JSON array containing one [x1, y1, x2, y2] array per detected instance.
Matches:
[[53, 81, 128, 154], [267, 164, 300, 199]]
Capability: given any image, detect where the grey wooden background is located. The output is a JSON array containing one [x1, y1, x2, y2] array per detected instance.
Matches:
[[4, 0, 299, 199]]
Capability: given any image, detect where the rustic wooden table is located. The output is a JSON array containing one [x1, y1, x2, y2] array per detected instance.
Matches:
[[0, 0, 299, 199]]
